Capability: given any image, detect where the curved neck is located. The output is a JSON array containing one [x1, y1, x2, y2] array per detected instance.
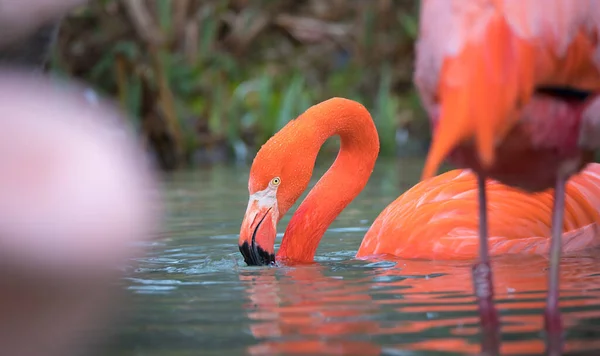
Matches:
[[277, 101, 379, 263]]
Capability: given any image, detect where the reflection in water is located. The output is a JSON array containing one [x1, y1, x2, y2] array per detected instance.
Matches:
[[107, 159, 600, 355], [240, 266, 381, 355], [240, 251, 600, 355]]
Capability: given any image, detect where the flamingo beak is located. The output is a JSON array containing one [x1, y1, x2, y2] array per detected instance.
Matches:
[[238, 198, 278, 266]]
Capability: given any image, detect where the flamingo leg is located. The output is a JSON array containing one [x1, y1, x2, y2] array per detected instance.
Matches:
[[474, 173, 500, 355], [544, 173, 567, 356]]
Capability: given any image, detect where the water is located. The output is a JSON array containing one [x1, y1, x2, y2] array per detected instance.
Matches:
[[108, 157, 600, 355]]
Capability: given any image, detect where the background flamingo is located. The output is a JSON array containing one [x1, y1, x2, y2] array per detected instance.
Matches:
[[238, 97, 600, 262], [413, 1, 600, 353]]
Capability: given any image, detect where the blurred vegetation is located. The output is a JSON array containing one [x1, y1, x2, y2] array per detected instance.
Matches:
[[52, 0, 429, 171]]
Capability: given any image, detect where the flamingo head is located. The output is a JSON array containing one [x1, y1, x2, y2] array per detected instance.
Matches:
[[238, 119, 316, 266]]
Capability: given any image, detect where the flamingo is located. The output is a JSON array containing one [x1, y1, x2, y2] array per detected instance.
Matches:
[[237, 97, 600, 263], [413, 1, 600, 353]]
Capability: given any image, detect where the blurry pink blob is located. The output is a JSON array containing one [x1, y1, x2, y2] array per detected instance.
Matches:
[[0, 70, 162, 355], [0, 71, 161, 272]]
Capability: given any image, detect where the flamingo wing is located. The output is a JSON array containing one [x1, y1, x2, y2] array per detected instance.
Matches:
[[357, 164, 600, 260]]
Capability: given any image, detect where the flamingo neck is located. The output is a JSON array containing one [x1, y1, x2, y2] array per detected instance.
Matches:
[[276, 105, 379, 263]]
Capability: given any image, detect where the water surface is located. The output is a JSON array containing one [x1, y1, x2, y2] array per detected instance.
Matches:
[[109, 157, 600, 355]]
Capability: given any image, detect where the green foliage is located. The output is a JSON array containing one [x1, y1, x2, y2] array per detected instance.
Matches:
[[53, 0, 425, 169]]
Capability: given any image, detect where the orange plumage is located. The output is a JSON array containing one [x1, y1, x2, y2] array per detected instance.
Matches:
[[358, 165, 600, 260], [413, 1, 600, 352], [416, 0, 600, 182], [238, 97, 600, 265]]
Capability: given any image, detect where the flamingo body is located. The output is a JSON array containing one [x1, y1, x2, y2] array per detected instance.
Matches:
[[238, 98, 600, 265], [238, 97, 600, 353], [416, 0, 600, 185], [358, 165, 600, 260]]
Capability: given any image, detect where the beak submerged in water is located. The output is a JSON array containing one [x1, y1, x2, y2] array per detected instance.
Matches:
[[239, 197, 278, 266]]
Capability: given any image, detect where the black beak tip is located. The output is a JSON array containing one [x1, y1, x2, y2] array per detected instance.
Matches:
[[239, 241, 275, 266]]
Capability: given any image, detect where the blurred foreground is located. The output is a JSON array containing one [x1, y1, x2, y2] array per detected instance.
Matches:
[[0, 70, 161, 356]]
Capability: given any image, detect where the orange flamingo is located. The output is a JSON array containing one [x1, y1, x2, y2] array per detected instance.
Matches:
[[413, 1, 600, 354], [238, 98, 600, 353], [238, 97, 600, 259], [238, 97, 600, 353]]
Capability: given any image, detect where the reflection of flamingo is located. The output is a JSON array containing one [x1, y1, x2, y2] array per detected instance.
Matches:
[[238, 98, 600, 265], [239, 266, 382, 356], [413, 2, 600, 354], [239, 254, 600, 355], [238, 97, 600, 353]]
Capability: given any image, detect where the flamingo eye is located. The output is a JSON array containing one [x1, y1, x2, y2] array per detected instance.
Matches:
[[270, 177, 281, 186]]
